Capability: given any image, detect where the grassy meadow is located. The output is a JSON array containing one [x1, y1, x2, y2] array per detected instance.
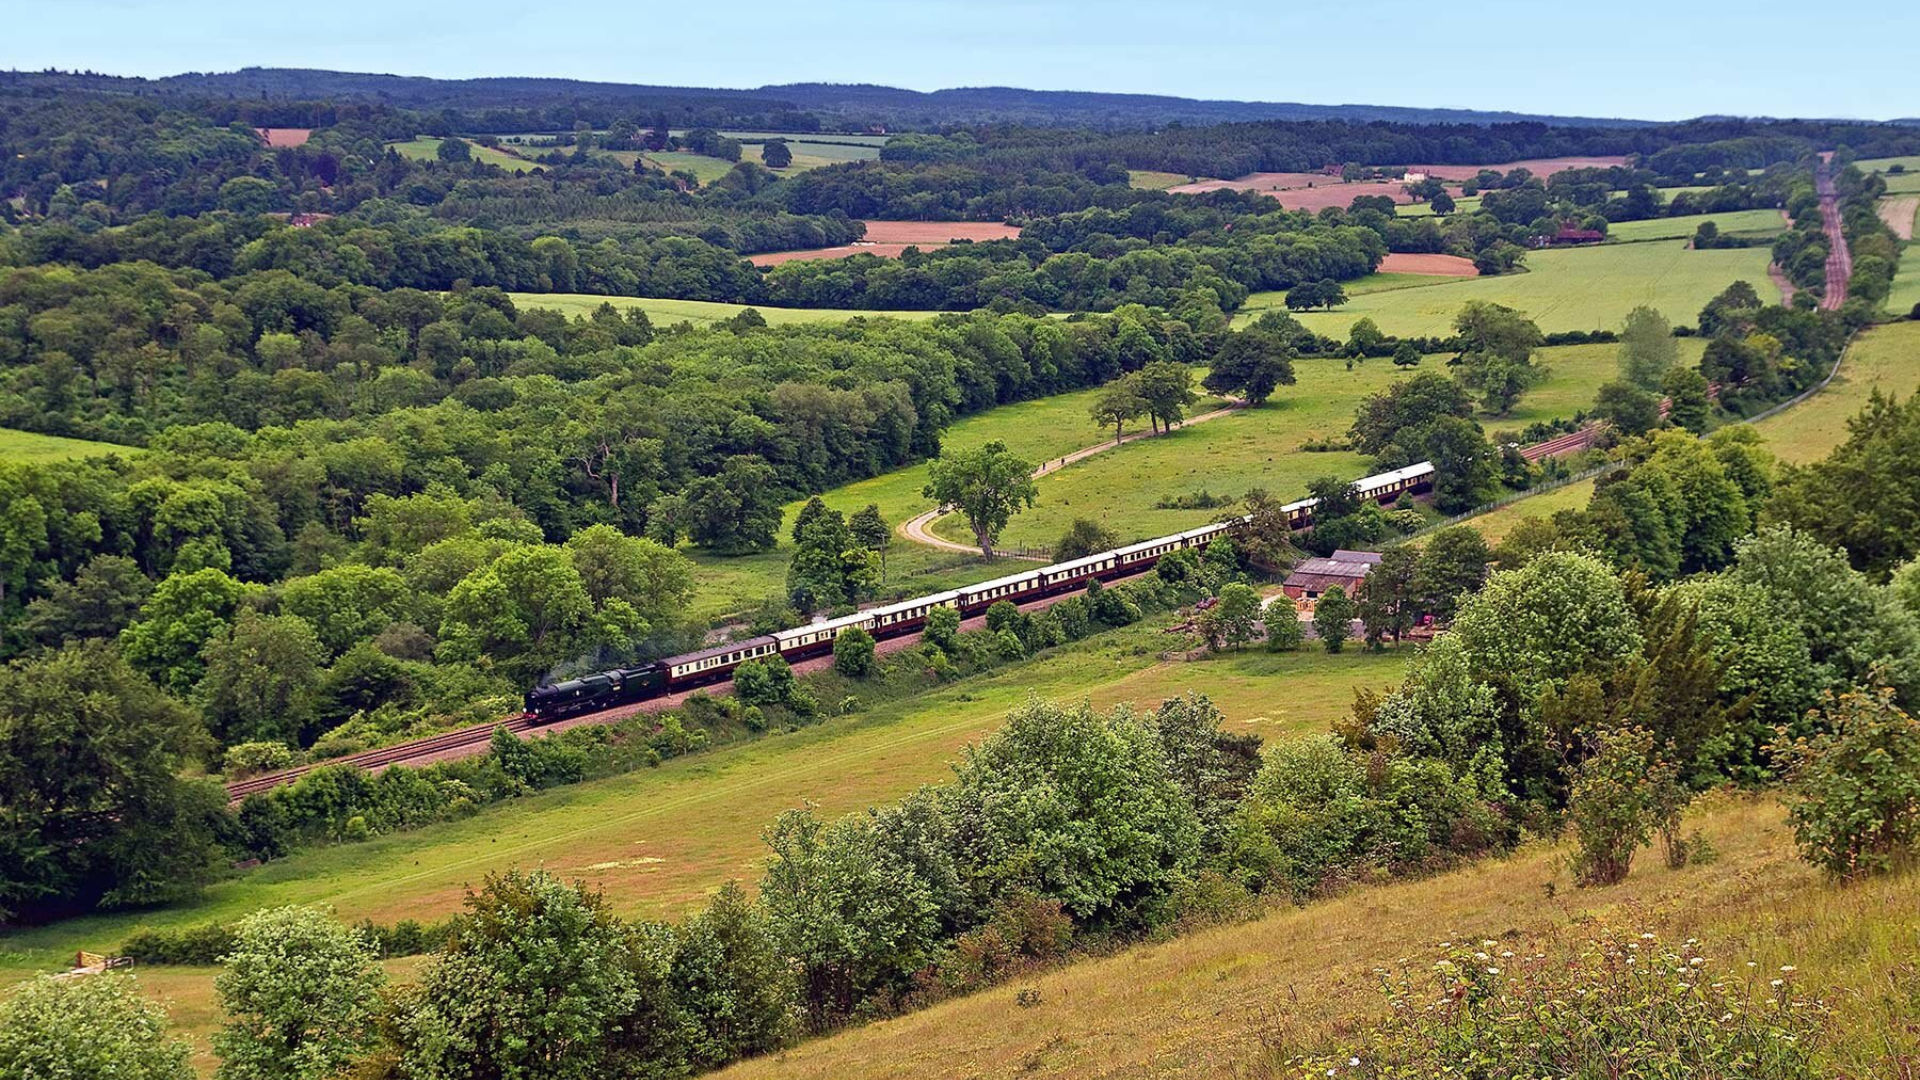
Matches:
[[506, 292, 940, 328], [1237, 240, 1773, 337], [933, 340, 1701, 550], [680, 382, 1227, 621], [388, 137, 537, 173], [1604, 207, 1787, 243], [0, 427, 134, 464], [1127, 170, 1193, 190], [1859, 155, 1920, 195], [709, 796, 1920, 1080]]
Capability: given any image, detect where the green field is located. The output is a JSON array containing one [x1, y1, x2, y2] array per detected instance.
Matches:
[[1396, 195, 1482, 217], [1605, 208, 1787, 243], [1751, 321, 1920, 463], [388, 137, 538, 173], [1128, 170, 1193, 190], [639, 151, 739, 185], [1243, 240, 1774, 338], [506, 292, 940, 328], [0, 427, 134, 463], [931, 340, 1698, 550], [1860, 156, 1920, 195]]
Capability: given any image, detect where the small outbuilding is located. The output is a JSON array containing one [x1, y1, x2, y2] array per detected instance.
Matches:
[[1281, 552, 1379, 600]]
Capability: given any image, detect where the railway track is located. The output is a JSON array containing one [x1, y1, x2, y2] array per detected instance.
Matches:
[[220, 379, 1720, 804], [226, 713, 536, 803], [1813, 155, 1851, 312]]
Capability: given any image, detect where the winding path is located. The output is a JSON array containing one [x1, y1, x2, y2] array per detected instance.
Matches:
[[899, 401, 1247, 556]]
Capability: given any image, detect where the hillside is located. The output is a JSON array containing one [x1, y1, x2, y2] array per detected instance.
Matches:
[[710, 797, 1920, 1079]]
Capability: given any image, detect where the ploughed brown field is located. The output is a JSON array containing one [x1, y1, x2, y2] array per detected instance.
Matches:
[[1376, 252, 1478, 276], [255, 127, 312, 147], [750, 220, 1022, 266], [1169, 156, 1632, 211]]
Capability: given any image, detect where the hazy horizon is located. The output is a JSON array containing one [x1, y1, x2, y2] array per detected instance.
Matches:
[[6, 0, 1916, 123]]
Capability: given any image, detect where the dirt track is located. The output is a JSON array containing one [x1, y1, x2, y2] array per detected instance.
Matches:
[[899, 401, 1247, 556]]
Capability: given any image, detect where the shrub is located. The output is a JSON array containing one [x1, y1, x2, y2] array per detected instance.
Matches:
[[985, 599, 1022, 635], [922, 605, 961, 654], [0, 974, 193, 1080], [223, 741, 295, 778], [1776, 688, 1920, 878], [1289, 931, 1825, 1079], [1264, 609, 1305, 652], [119, 922, 239, 965], [832, 626, 876, 678], [213, 907, 386, 1080], [1567, 726, 1662, 887], [732, 655, 796, 707]]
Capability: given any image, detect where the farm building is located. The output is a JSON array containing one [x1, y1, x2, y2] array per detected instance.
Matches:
[[1281, 550, 1380, 600], [1537, 223, 1606, 247]]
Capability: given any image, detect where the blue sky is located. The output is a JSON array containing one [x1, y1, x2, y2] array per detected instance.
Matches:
[[6, 0, 1915, 121]]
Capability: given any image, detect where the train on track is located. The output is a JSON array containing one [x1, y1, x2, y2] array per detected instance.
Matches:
[[524, 461, 1436, 722]]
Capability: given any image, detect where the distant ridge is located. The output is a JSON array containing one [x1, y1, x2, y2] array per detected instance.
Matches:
[[4, 66, 1665, 130]]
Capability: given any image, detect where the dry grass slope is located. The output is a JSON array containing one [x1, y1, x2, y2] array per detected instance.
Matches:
[[713, 798, 1918, 1080]]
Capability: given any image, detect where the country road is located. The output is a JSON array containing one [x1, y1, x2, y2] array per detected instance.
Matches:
[[898, 400, 1247, 556]]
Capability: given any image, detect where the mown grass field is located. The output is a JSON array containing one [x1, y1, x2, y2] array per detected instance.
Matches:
[[1605, 208, 1787, 243], [1750, 320, 1920, 463], [1859, 155, 1920, 195], [506, 292, 940, 328], [1396, 195, 1482, 217], [1128, 170, 1192, 190], [710, 796, 1920, 1080], [1, 626, 1409, 1067], [388, 137, 537, 173], [0, 427, 134, 463], [640, 151, 739, 185], [1238, 241, 1773, 338], [935, 340, 1703, 550]]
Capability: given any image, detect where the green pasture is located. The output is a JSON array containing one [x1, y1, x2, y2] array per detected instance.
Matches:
[[1396, 195, 1482, 217], [0, 427, 135, 464], [1605, 208, 1787, 243], [506, 292, 940, 328], [640, 151, 738, 185], [388, 137, 537, 173], [1750, 321, 1920, 463], [1129, 170, 1193, 190], [1241, 241, 1774, 338], [1859, 156, 1920, 194], [932, 340, 1700, 550]]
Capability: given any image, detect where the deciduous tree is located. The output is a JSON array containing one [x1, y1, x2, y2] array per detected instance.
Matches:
[[213, 907, 385, 1080], [923, 440, 1038, 557]]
